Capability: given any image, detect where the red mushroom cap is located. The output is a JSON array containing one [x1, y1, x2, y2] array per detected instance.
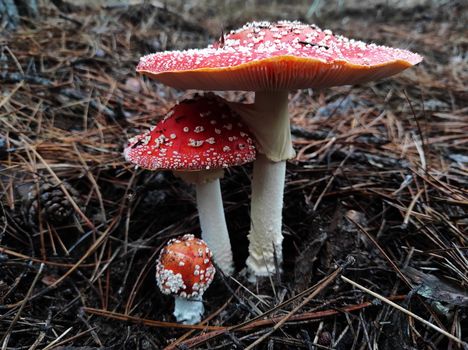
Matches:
[[156, 234, 215, 298], [137, 21, 422, 91], [124, 94, 256, 171]]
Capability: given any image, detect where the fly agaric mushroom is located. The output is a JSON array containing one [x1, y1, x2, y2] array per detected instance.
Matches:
[[136, 21, 423, 279], [156, 234, 215, 324], [124, 94, 256, 275]]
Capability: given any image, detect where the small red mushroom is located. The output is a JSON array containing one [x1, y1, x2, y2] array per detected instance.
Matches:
[[125, 94, 256, 275], [156, 234, 215, 324]]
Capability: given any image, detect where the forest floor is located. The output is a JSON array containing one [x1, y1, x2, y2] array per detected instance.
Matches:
[[0, 1, 467, 349]]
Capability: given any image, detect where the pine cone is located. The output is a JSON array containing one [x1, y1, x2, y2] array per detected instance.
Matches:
[[22, 180, 80, 228]]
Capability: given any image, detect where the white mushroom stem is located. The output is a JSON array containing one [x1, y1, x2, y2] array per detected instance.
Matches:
[[173, 295, 204, 325], [196, 179, 234, 275], [176, 170, 234, 275], [229, 91, 294, 279], [230, 91, 294, 161], [246, 153, 286, 279]]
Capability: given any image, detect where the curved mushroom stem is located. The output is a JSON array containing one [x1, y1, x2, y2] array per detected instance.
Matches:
[[229, 91, 293, 280], [175, 170, 234, 275], [196, 178, 234, 275], [173, 295, 204, 325]]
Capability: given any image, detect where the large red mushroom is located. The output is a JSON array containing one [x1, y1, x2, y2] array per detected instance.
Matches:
[[125, 94, 256, 274], [136, 21, 423, 280]]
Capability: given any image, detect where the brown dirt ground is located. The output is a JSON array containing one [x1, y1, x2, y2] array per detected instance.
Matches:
[[0, 1, 467, 349]]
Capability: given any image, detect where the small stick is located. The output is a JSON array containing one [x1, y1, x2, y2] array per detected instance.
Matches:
[[83, 307, 223, 331], [403, 188, 424, 226], [42, 327, 73, 350], [341, 276, 467, 348], [313, 151, 352, 212], [0, 246, 106, 268]]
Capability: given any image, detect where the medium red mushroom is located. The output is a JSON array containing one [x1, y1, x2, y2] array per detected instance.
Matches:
[[136, 21, 423, 279], [156, 234, 215, 324], [124, 94, 255, 274]]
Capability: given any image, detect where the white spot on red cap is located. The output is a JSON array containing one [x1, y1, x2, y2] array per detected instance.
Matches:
[[188, 139, 204, 147]]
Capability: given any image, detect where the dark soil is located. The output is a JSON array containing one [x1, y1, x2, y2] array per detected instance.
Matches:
[[0, 1, 467, 349]]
